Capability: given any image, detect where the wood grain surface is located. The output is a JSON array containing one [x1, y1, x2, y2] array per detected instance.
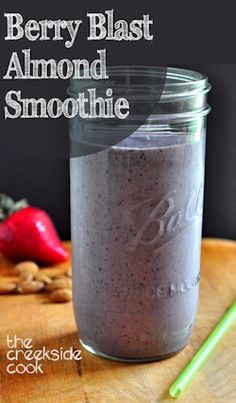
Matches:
[[1, 239, 236, 403]]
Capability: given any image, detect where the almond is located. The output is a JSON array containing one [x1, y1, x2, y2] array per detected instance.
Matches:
[[66, 266, 72, 277], [17, 280, 44, 294], [0, 282, 17, 294], [19, 272, 34, 282], [14, 261, 39, 277], [35, 273, 52, 284], [50, 288, 72, 303], [37, 268, 64, 279], [45, 277, 72, 292]]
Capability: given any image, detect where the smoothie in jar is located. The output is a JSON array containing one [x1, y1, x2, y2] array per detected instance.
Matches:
[[71, 132, 205, 360], [70, 67, 211, 361]]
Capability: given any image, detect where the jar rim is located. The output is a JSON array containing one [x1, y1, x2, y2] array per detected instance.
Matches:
[[68, 66, 211, 124], [68, 66, 211, 100], [104, 66, 211, 98]]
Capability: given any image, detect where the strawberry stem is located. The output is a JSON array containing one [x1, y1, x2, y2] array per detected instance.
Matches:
[[0, 194, 29, 222]]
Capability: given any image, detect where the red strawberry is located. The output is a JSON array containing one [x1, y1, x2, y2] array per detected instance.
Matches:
[[0, 195, 69, 264]]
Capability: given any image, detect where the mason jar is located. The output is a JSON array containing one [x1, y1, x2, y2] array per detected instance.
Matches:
[[69, 67, 211, 361]]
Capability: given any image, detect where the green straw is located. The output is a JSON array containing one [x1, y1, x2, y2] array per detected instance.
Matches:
[[169, 300, 236, 399]]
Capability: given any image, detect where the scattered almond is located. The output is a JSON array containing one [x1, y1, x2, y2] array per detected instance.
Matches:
[[19, 271, 34, 282], [37, 268, 64, 279], [50, 288, 72, 303], [45, 277, 72, 292], [35, 273, 52, 284], [66, 266, 72, 277], [17, 280, 44, 294], [14, 261, 39, 276], [2, 259, 73, 302], [0, 281, 17, 294]]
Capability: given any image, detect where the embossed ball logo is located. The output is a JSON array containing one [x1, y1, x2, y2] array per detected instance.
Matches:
[[123, 184, 204, 253]]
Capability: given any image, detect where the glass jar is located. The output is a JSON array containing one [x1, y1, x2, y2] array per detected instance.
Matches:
[[69, 67, 211, 361]]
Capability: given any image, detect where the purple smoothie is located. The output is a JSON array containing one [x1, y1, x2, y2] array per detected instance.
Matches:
[[71, 132, 205, 361]]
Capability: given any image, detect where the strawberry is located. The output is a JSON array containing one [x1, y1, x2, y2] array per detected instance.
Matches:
[[0, 194, 69, 264]]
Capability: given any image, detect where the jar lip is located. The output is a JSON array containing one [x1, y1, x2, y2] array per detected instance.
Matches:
[[68, 66, 211, 100], [106, 66, 206, 83], [105, 66, 211, 97]]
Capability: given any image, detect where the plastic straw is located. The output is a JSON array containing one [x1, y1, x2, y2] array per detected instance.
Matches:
[[169, 300, 236, 398]]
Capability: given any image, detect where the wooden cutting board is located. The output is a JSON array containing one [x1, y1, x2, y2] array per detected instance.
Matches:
[[1, 239, 236, 403]]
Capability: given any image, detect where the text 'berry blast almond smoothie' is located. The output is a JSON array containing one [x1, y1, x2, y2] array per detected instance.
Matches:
[[70, 67, 211, 361]]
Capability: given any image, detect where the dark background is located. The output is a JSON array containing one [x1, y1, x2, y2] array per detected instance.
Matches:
[[0, 2, 236, 240]]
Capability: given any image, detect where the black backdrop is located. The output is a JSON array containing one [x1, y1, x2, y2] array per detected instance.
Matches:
[[0, 2, 235, 240], [179, 64, 236, 240]]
